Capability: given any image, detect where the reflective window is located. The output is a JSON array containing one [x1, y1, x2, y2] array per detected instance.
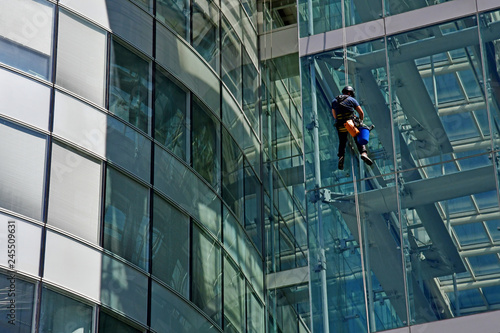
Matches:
[[109, 39, 152, 134], [152, 194, 189, 297], [192, 226, 222, 325], [99, 311, 141, 333], [224, 256, 245, 333], [192, 97, 220, 190], [385, 0, 450, 16], [104, 167, 150, 270], [0, 273, 34, 333], [242, 50, 259, 134], [221, 18, 242, 104], [0, 0, 54, 79], [244, 164, 262, 253], [48, 143, 101, 244], [157, 0, 189, 39], [0, 120, 46, 220], [40, 288, 93, 333], [154, 145, 221, 237], [222, 128, 244, 221], [106, 116, 151, 182], [247, 289, 264, 333], [152, 281, 220, 333], [155, 67, 188, 161], [192, 0, 220, 72], [57, 10, 106, 106], [101, 255, 148, 325]]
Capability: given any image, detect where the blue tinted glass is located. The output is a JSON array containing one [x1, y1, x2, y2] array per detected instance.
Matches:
[[455, 151, 491, 170], [453, 223, 488, 246], [474, 109, 490, 136], [441, 113, 477, 141], [447, 196, 474, 214], [468, 254, 500, 276], [435, 73, 463, 103], [458, 289, 484, 308], [485, 220, 500, 242], [482, 285, 500, 305], [474, 191, 498, 210], [458, 70, 482, 98]]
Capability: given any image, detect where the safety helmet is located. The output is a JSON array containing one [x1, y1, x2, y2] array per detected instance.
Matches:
[[342, 85, 355, 97]]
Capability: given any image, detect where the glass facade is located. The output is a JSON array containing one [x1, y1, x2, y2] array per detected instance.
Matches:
[[301, 0, 500, 332], [4, 0, 498, 332], [0, 0, 305, 332]]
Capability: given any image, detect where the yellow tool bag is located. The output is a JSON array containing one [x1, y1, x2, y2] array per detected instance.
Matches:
[[344, 119, 359, 137]]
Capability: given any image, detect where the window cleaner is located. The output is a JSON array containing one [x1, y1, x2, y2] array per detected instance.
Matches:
[[331, 86, 373, 170]]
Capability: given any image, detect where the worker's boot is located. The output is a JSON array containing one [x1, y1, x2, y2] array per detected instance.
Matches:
[[338, 156, 344, 170], [360, 152, 373, 166]]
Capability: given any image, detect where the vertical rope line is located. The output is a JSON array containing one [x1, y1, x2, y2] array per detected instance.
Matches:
[[351, 153, 371, 332], [341, 0, 348, 84]]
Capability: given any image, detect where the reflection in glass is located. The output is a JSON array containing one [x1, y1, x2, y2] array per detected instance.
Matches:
[[192, 0, 219, 72], [192, 97, 220, 190], [155, 67, 188, 161], [222, 128, 244, 221], [192, 226, 222, 325], [152, 194, 189, 297], [0, 0, 53, 79], [104, 167, 150, 270], [224, 256, 245, 333], [106, 115, 151, 181], [0, 274, 34, 333], [99, 311, 141, 333], [242, 50, 259, 132], [109, 39, 151, 134], [157, 0, 189, 38], [40, 288, 92, 333], [221, 18, 242, 104]]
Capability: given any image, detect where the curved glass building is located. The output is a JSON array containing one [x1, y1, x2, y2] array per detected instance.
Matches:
[[0, 0, 305, 332], [2, 0, 500, 332]]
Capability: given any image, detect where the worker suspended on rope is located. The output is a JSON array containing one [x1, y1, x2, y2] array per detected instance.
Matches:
[[332, 85, 373, 170]]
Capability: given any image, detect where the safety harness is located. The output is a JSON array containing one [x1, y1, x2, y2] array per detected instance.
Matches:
[[334, 95, 356, 132]]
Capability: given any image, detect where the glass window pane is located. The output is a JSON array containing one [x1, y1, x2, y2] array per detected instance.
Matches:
[[242, 50, 259, 131], [106, 0, 153, 55], [192, 97, 220, 190], [109, 39, 152, 134], [154, 145, 221, 237], [152, 194, 189, 297], [44, 231, 102, 300], [224, 256, 245, 333], [0, 120, 46, 220], [104, 167, 150, 270], [57, 10, 106, 106], [192, 0, 219, 72], [151, 281, 220, 333], [40, 288, 93, 333], [0, 0, 53, 79], [53, 91, 107, 157], [106, 116, 151, 182], [453, 223, 489, 247], [247, 289, 264, 333], [192, 226, 222, 325], [100, 255, 148, 325], [157, 0, 189, 39], [155, 67, 188, 161], [48, 143, 101, 243], [468, 254, 500, 276], [99, 311, 141, 333], [222, 129, 244, 221], [0, 214, 42, 276], [221, 18, 242, 104], [0, 273, 34, 333], [0, 68, 50, 130]]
